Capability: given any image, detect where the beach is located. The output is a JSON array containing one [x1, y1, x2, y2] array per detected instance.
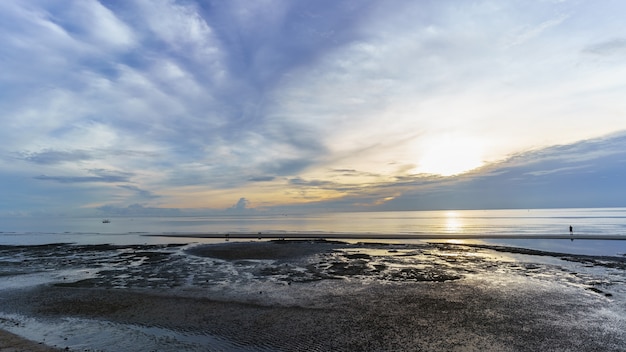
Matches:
[[1, 239, 625, 351], [0, 329, 61, 352]]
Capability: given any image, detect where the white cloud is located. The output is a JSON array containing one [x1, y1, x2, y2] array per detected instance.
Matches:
[[505, 14, 569, 48], [132, 0, 224, 69], [67, 0, 136, 50]]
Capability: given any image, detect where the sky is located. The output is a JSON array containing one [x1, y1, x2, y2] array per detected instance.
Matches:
[[1, 0, 626, 217]]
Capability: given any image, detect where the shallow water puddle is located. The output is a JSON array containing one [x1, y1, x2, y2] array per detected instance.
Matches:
[[0, 268, 96, 290]]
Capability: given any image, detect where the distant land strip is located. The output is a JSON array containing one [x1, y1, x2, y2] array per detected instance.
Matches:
[[144, 233, 626, 240]]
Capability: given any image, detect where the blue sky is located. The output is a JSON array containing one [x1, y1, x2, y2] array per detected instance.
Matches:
[[2, 0, 626, 217]]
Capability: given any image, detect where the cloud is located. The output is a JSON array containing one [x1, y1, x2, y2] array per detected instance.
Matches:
[[34, 174, 129, 184], [226, 197, 255, 213], [33, 168, 133, 184], [118, 185, 160, 199], [20, 150, 93, 165], [505, 14, 569, 48], [131, 0, 221, 62], [233, 197, 249, 209], [60, 0, 136, 50], [97, 203, 180, 216], [524, 165, 589, 177], [584, 38, 626, 56], [372, 132, 626, 210], [289, 177, 335, 188], [248, 176, 275, 182]]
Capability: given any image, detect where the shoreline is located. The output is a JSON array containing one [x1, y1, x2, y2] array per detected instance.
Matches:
[[148, 233, 626, 257], [145, 232, 626, 240]]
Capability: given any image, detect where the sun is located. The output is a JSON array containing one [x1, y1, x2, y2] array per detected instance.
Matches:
[[415, 134, 485, 176]]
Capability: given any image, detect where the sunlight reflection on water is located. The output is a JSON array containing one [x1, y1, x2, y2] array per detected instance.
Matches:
[[444, 211, 464, 233], [2, 208, 626, 256]]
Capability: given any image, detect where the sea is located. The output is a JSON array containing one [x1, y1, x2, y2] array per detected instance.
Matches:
[[1, 207, 626, 256]]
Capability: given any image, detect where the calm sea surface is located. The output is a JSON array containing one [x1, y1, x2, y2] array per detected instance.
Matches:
[[1, 208, 626, 256]]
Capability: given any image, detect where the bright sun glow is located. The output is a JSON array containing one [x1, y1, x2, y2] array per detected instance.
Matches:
[[415, 135, 485, 176], [444, 211, 464, 233]]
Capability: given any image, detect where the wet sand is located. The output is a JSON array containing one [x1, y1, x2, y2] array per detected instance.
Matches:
[[1, 240, 625, 351], [0, 329, 61, 352]]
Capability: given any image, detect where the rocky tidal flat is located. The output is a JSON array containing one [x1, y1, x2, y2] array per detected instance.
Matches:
[[0, 240, 625, 351]]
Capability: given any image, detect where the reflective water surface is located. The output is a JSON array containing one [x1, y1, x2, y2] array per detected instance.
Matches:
[[1, 208, 626, 255]]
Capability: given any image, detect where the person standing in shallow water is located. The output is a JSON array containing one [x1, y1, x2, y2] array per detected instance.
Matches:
[[569, 225, 573, 235]]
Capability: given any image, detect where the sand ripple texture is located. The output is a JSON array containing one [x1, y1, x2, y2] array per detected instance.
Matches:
[[0, 240, 625, 351]]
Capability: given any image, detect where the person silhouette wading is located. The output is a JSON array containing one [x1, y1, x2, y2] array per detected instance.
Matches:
[[569, 225, 574, 241]]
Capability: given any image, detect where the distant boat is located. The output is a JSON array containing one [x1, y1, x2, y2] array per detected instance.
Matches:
[[102, 219, 111, 223]]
